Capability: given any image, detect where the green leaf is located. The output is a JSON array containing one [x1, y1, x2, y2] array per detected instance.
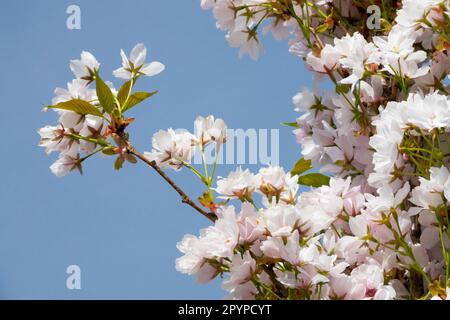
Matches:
[[291, 158, 312, 176], [117, 80, 133, 107], [114, 156, 124, 170], [102, 147, 116, 156], [122, 91, 158, 112], [48, 99, 103, 117], [281, 121, 299, 128], [298, 173, 330, 188], [95, 74, 115, 114]]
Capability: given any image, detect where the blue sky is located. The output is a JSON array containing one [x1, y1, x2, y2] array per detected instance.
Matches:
[[0, 0, 310, 299]]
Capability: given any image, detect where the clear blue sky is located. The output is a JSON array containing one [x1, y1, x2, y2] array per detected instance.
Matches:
[[0, 0, 310, 299]]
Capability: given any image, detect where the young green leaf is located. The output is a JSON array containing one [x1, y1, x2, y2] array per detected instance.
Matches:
[[298, 173, 330, 187], [281, 121, 299, 128], [95, 74, 116, 114], [122, 91, 158, 112], [117, 80, 133, 107], [48, 99, 103, 117], [114, 156, 124, 170], [291, 158, 312, 176], [102, 147, 116, 156]]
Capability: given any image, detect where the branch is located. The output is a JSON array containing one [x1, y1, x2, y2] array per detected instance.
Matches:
[[261, 264, 288, 298], [123, 140, 218, 223]]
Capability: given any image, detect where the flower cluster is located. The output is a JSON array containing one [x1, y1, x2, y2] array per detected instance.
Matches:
[[177, 173, 403, 299], [38, 44, 165, 176], [144, 115, 227, 171], [38, 1, 450, 300], [185, 0, 450, 299], [38, 54, 104, 177]]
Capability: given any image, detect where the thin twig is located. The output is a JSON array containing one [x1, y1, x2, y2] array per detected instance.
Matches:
[[121, 137, 217, 222]]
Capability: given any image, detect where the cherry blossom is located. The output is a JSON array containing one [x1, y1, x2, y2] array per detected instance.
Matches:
[[70, 51, 99, 84], [113, 43, 165, 80], [144, 129, 196, 171], [38, 2, 450, 300], [215, 167, 259, 200]]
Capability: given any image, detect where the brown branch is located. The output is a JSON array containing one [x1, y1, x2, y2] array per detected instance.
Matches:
[[123, 141, 217, 222], [262, 265, 288, 299]]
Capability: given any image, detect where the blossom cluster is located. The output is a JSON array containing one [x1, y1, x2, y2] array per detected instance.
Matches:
[[38, 44, 165, 176], [38, 75, 105, 177], [144, 115, 227, 171], [175, 157, 439, 299], [176, 0, 450, 299], [38, 1, 450, 300]]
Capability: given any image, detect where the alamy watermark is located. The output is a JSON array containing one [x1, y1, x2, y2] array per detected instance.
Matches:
[[367, 5, 381, 30], [179, 128, 280, 166], [65, 4, 381, 31], [66, 5, 81, 30], [66, 265, 81, 290]]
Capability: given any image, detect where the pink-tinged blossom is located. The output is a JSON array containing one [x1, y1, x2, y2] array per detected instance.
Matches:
[[176, 234, 206, 276], [373, 26, 429, 79], [113, 43, 165, 80], [295, 178, 345, 236], [70, 51, 99, 83], [222, 251, 256, 289], [369, 92, 450, 188], [257, 165, 299, 204], [227, 23, 263, 61], [49, 153, 81, 178], [38, 125, 72, 155], [292, 89, 316, 113], [261, 204, 300, 237], [144, 129, 196, 171], [216, 167, 259, 200], [395, 0, 445, 31], [331, 260, 396, 300], [236, 203, 265, 244], [194, 115, 227, 150], [261, 230, 302, 265], [410, 166, 450, 210]]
